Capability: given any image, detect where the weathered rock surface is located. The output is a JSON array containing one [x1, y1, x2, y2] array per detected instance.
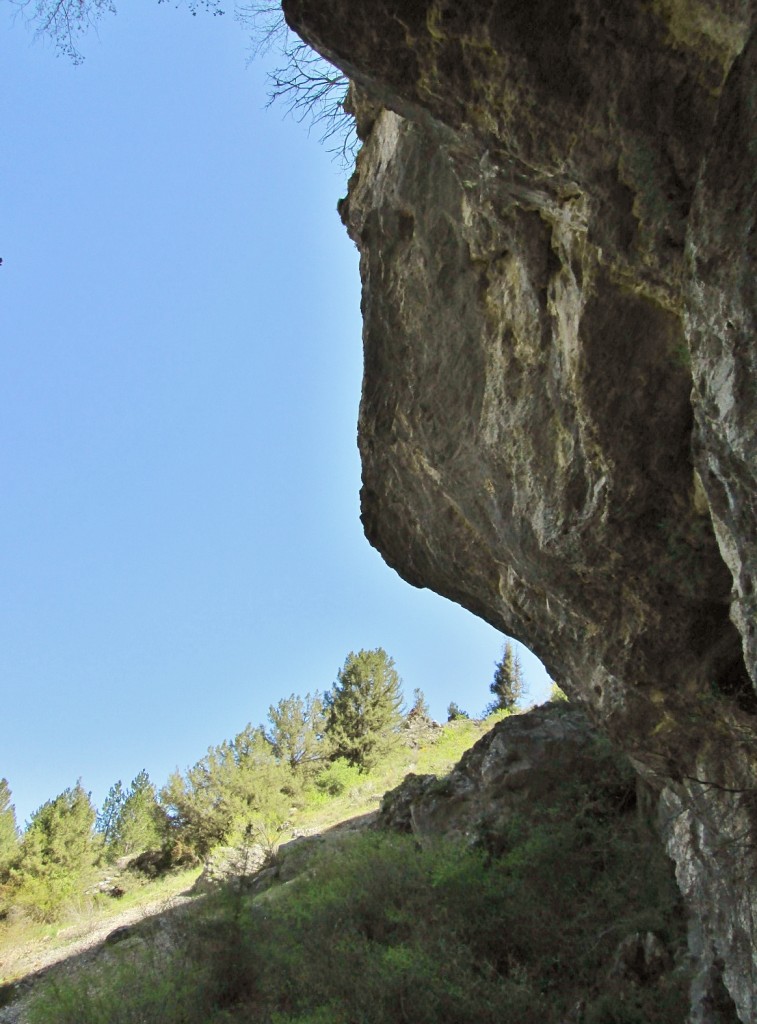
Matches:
[[377, 704, 607, 841], [377, 704, 689, 1009], [283, 2, 756, 1019], [192, 845, 270, 894]]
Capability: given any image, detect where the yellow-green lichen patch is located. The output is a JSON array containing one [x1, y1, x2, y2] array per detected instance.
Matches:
[[652, 0, 749, 74]]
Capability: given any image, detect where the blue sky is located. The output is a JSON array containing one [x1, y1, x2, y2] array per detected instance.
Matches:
[[1, 1, 551, 827]]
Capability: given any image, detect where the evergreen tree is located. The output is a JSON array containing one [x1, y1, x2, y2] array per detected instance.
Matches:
[[408, 688, 431, 721], [99, 771, 164, 860], [117, 770, 164, 855], [488, 640, 525, 712], [97, 779, 125, 845], [267, 692, 326, 777], [325, 649, 404, 771], [0, 778, 19, 874], [161, 725, 290, 858], [10, 782, 97, 921]]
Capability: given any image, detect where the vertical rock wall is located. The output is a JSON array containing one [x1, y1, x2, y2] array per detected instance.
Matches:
[[283, 1, 757, 1019]]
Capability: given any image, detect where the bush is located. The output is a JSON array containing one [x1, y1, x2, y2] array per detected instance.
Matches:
[[446, 701, 469, 720], [312, 757, 364, 798], [245, 823, 686, 1024], [269, 780, 683, 1019], [27, 948, 212, 1024]]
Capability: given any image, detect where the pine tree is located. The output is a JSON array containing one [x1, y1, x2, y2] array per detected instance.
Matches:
[[325, 649, 404, 771], [118, 771, 164, 856], [0, 779, 19, 874], [97, 780, 125, 845], [160, 725, 290, 858], [10, 782, 97, 921], [489, 640, 525, 712], [267, 692, 326, 776], [408, 688, 431, 721], [98, 772, 164, 859]]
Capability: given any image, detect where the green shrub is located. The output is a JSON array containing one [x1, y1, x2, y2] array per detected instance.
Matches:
[[252, 835, 547, 1023], [243, 820, 684, 1024], [28, 956, 200, 1024], [27, 904, 253, 1024], [311, 757, 364, 798]]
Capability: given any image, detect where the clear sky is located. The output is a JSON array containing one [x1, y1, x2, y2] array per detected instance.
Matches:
[[1, 1, 552, 827]]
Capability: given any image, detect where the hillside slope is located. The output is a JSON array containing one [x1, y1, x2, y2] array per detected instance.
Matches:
[[11, 705, 692, 1024]]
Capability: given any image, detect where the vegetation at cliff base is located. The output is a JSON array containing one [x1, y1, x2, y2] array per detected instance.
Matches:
[[0, 649, 506, 979], [24, 729, 688, 1024], [3, 654, 686, 1024]]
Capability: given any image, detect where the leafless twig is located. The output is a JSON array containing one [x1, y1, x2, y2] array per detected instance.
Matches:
[[236, 1, 357, 166]]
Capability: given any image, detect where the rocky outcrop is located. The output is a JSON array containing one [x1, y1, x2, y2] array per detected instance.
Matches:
[[377, 703, 629, 841], [376, 704, 689, 1011], [282, 2, 757, 1019]]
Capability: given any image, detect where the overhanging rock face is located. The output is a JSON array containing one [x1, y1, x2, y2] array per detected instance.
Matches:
[[283, 1, 757, 1019]]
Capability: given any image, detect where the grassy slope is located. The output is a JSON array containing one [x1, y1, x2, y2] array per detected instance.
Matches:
[[0, 716, 491, 989], [286, 714, 496, 834], [22, 711, 690, 1024]]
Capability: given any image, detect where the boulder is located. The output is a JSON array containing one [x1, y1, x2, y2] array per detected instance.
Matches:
[[377, 704, 630, 845], [192, 845, 270, 894]]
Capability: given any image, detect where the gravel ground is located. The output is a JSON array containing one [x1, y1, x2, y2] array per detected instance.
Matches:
[[0, 889, 197, 1024]]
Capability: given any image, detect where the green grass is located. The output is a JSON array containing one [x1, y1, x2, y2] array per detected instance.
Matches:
[[277, 714, 499, 837], [415, 713, 504, 773]]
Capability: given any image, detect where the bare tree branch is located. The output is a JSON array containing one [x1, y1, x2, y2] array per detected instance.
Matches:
[[10, 0, 358, 163], [234, 0, 286, 57], [9, 0, 224, 64], [236, 2, 357, 166], [9, 0, 117, 64]]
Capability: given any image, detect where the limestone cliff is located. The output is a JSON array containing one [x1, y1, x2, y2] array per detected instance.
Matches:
[[282, 2, 756, 1020]]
